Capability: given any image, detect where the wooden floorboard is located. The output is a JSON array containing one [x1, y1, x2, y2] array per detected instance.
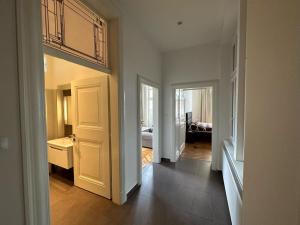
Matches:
[[49, 143, 231, 225], [181, 141, 212, 161], [142, 147, 153, 167]]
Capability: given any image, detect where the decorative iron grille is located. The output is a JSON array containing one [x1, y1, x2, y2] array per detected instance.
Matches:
[[41, 0, 107, 67]]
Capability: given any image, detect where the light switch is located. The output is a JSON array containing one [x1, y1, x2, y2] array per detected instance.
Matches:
[[0, 137, 8, 151]]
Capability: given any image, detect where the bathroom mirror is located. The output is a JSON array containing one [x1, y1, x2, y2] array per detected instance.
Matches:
[[63, 95, 72, 125]]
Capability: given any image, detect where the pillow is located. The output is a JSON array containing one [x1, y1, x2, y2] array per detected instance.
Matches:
[[190, 123, 198, 131]]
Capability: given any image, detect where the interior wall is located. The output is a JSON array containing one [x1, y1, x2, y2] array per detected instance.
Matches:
[[242, 0, 300, 224], [0, 0, 25, 224], [44, 54, 106, 89], [121, 14, 162, 193], [45, 89, 59, 139], [162, 43, 231, 164]]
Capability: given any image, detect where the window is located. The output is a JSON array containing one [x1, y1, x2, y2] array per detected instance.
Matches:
[[41, 0, 108, 66], [230, 37, 238, 147], [229, 35, 245, 161], [141, 84, 154, 127], [231, 76, 237, 147]]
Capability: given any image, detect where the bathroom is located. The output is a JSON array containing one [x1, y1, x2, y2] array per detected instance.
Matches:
[[44, 53, 111, 211]]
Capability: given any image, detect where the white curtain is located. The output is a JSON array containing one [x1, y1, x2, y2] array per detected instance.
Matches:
[[183, 90, 193, 113], [192, 87, 213, 123], [141, 84, 154, 127]]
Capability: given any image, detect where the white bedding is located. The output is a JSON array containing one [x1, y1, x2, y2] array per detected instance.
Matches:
[[141, 127, 153, 148]]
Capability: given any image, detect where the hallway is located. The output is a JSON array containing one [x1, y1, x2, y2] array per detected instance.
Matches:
[[50, 157, 231, 225]]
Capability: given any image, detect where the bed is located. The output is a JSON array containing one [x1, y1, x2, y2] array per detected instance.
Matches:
[[141, 127, 153, 148], [185, 112, 212, 143]]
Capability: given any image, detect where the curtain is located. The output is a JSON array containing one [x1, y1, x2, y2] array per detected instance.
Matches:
[[192, 87, 213, 123], [141, 84, 154, 127]]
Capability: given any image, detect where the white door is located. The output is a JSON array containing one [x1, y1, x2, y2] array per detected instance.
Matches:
[[72, 76, 111, 198], [175, 89, 186, 158]]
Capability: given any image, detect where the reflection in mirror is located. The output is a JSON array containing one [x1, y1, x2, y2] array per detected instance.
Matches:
[[64, 96, 72, 125]]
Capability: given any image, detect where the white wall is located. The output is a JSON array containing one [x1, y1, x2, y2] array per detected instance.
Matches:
[[242, 0, 300, 224], [121, 14, 162, 193], [44, 54, 106, 89], [0, 0, 25, 224], [162, 43, 231, 165]]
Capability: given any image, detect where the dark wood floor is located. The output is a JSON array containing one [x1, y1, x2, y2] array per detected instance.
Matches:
[[50, 157, 231, 225]]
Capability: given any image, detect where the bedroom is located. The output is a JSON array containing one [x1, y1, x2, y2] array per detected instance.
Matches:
[[139, 82, 160, 170], [176, 87, 213, 161]]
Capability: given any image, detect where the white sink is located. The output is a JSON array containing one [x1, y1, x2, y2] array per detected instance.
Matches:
[[47, 137, 73, 149], [47, 137, 73, 169]]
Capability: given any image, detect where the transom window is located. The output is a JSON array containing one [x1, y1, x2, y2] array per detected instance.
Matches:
[[41, 0, 108, 66]]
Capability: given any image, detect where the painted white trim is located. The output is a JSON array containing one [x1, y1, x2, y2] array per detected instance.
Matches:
[[107, 18, 126, 205], [179, 143, 185, 156], [16, 0, 50, 224], [44, 46, 112, 75], [137, 75, 161, 185], [171, 80, 220, 170], [234, 0, 247, 162]]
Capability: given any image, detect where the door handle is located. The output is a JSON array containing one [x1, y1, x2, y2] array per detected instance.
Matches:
[[70, 134, 76, 142]]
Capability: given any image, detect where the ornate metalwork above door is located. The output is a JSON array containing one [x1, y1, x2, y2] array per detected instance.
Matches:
[[41, 0, 107, 67]]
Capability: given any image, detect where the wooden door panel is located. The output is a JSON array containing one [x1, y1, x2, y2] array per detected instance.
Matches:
[[77, 87, 102, 127], [77, 141, 102, 183], [72, 76, 110, 198]]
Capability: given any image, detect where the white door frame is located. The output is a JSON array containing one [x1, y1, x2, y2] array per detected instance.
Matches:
[[137, 75, 161, 185], [171, 80, 220, 170], [16, 1, 123, 225]]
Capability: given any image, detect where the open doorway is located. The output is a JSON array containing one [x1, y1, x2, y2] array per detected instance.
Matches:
[[44, 54, 111, 223], [173, 82, 218, 169], [140, 84, 154, 168], [181, 87, 213, 161], [18, 0, 122, 223], [137, 76, 160, 182]]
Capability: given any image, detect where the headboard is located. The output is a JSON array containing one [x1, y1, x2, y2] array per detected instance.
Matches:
[[186, 112, 192, 126]]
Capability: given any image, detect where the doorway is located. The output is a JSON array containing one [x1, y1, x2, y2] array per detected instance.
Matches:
[[44, 54, 111, 223], [172, 81, 219, 170], [137, 76, 160, 184], [17, 0, 123, 223], [178, 87, 213, 161], [140, 84, 154, 168]]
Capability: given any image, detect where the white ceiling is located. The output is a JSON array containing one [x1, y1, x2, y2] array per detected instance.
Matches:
[[116, 0, 229, 52]]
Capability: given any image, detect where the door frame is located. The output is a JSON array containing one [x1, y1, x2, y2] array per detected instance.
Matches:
[[174, 89, 186, 158], [137, 75, 161, 185], [171, 80, 220, 170], [16, 1, 123, 225]]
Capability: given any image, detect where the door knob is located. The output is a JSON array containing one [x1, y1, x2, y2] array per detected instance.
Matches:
[[70, 134, 76, 142]]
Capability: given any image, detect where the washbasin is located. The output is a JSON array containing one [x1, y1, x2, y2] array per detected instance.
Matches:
[[47, 137, 73, 149]]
